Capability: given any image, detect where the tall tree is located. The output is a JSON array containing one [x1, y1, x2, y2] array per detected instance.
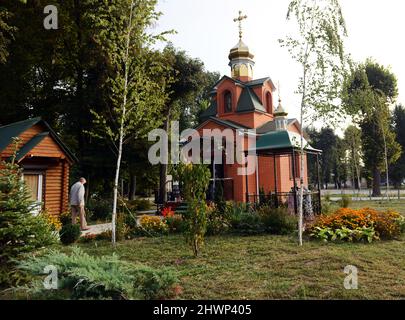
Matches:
[[343, 125, 363, 193], [390, 104, 405, 188], [89, 0, 170, 245], [280, 0, 348, 245], [343, 60, 401, 197], [158, 44, 219, 204]]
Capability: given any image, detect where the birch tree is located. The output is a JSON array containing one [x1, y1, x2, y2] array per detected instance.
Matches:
[[280, 0, 349, 245], [89, 0, 171, 245]]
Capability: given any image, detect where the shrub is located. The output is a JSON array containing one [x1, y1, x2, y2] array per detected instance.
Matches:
[[309, 208, 404, 242], [230, 211, 265, 235], [59, 224, 81, 245], [126, 199, 152, 212], [14, 247, 179, 300], [178, 163, 211, 257], [225, 202, 248, 218], [135, 215, 168, 236], [214, 182, 226, 214], [0, 147, 57, 266], [87, 198, 112, 221], [165, 215, 185, 234], [206, 204, 230, 236], [340, 194, 352, 208], [59, 211, 72, 226], [257, 206, 297, 235], [116, 212, 131, 241]]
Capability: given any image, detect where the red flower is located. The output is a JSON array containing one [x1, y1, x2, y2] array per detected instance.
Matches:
[[161, 206, 175, 218]]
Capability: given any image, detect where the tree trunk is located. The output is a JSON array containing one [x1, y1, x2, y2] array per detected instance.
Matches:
[[382, 130, 390, 201], [159, 162, 168, 204], [372, 167, 381, 197], [129, 174, 136, 201], [159, 115, 170, 204]]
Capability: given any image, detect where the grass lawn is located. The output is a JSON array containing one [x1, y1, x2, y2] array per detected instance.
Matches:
[[349, 199, 405, 215], [76, 233, 405, 300], [324, 199, 405, 216]]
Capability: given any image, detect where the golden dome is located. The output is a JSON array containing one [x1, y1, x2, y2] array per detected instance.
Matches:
[[228, 40, 255, 60]]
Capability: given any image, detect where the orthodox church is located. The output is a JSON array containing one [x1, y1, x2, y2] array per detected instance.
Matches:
[[195, 11, 320, 205]]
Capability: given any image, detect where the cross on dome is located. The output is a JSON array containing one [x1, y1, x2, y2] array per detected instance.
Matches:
[[233, 10, 248, 40]]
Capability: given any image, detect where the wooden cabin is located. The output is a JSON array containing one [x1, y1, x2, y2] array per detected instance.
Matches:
[[0, 117, 77, 216]]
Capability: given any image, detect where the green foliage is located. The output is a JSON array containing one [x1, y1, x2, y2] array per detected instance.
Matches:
[[87, 198, 112, 221], [59, 211, 72, 227], [340, 194, 352, 208], [0, 144, 56, 265], [206, 205, 231, 236], [321, 200, 334, 215], [0, 5, 16, 64], [390, 104, 405, 187], [310, 226, 376, 243], [343, 60, 402, 196], [307, 127, 348, 188], [125, 199, 152, 212], [14, 247, 178, 300], [229, 211, 265, 236], [257, 206, 298, 235], [213, 182, 226, 215], [178, 163, 211, 257], [228, 206, 297, 236], [165, 215, 185, 234], [59, 224, 81, 245], [280, 0, 349, 125], [116, 212, 131, 241]]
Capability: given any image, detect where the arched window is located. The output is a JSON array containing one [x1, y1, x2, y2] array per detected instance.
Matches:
[[266, 92, 273, 114], [224, 91, 232, 113]]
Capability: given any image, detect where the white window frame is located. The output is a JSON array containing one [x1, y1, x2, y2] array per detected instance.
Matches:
[[22, 171, 44, 215]]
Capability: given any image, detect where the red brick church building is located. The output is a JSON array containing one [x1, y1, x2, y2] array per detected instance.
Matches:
[[195, 12, 320, 205]]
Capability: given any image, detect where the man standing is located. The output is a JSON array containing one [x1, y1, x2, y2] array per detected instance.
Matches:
[[70, 177, 89, 231]]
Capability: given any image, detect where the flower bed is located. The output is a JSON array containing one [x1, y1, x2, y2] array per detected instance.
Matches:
[[309, 208, 405, 243]]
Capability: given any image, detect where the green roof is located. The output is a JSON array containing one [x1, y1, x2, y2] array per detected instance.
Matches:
[[0, 117, 42, 152], [254, 130, 321, 154], [236, 87, 266, 113], [0, 117, 77, 162], [15, 132, 49, 162]]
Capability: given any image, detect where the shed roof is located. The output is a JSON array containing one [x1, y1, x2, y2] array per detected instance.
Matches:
[[0, 117, 78, 163]]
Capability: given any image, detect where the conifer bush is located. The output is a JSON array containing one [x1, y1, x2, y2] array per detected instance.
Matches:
[[0, 142, 56, 265], [14, 247, 179, 300]]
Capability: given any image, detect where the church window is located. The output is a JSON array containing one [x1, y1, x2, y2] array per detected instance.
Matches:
[[224, 91, 232, 113], [266, 92, 273, 114]]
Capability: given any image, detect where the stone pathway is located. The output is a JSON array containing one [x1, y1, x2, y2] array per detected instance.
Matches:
[[81, 223, 112, 236]]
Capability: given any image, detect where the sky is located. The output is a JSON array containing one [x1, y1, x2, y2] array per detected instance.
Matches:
[[153, 0, 405, 131]]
